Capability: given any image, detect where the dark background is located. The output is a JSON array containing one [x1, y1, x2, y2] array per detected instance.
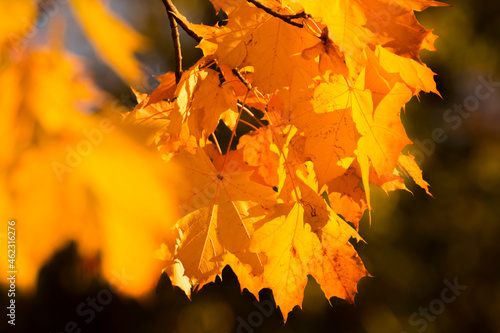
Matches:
[[2, 0, 500, 332]]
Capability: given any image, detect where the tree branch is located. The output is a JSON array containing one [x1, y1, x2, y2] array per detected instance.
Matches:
[[172, 15, 202, 43], [161, 0, 202, 43], [247, 0, 307, 28], [162, 0, 183, 83], [232, 68, 252, 91]]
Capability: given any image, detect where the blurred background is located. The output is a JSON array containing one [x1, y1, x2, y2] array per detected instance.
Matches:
[[1, 0, 499, 332]]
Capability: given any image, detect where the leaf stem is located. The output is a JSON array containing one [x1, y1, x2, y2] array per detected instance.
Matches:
[[211, 133, 223, 155], [247, 0, 307, 28], [238, 103, 267, 128], [232, 68, 252, 91], [237, 118, 260, 131], [222, 91, 249, 170]]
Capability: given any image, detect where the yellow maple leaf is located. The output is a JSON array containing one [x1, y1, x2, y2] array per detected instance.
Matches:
[[244, 16, 319, 93], [320, 67, 413, 179], [327, 168, 368, 229], [291, 0, 447, 76], [287, 79, 360, 188], [164, 147, 277, 286], [161, 60, 239, 141], [368, 45, 439, 95], [196, 5, 266, 69], [237, 127, 280, 187], [249, 163, 367, 319], [397, 153, 433, 196], [0, 0, 445, 322]]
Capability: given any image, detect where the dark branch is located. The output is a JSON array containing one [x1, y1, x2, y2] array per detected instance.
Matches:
[[162, 0, 183, 83], [162, 0, 202, 43], [172, 14, 202, 43], [247, 0, 307, 28], [232, 68, 252, 91]]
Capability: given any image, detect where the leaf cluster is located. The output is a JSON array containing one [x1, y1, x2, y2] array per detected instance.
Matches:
[[126, 0, 443, 318]]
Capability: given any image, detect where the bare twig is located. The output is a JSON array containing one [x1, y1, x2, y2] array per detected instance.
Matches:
[[172, 14, 202, 43], [247, 0, 307, 28], [161, 0, 202, 43], [162, 0, 182, 83], [232, 68, 252, 91]]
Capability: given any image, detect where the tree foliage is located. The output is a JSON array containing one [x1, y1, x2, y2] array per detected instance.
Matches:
[[0, 0, 444, 320]]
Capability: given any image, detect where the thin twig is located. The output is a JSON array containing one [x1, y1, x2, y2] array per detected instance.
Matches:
[[247, 0, 306, 28], [232, 68, 252, 91], [237, 118, 260, 131], [211, 133, 223, 155], [161, 0, 202, 43], [162, 0, 183, 83], [222, 91, 249, 169], [239, 102, 267, 128], [172, 14, 202, 43]]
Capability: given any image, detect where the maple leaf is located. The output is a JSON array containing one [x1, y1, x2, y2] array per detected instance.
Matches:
[[146, 0, 444, 317], [164, 147, 277, 286], [196, 5, 266, 68], [243, 16, 319, 93], [236, 127, 280, 187], [397, 153, 432, 196], [158, 58, 240, 141], [301, 27, 349, 77], [249, 163, 367, 319], [148, 72, 177, 104], [290, 0, 447, 76], [286, 79, 360, 188], [368, 45, 439, 95], [187, 68, 238, 139], [0, 0, 445, 322], [327, 168, 369, 229], [250, 204, 366, 318], [195, 2, 319, 94], [352, 71, 414, 178]]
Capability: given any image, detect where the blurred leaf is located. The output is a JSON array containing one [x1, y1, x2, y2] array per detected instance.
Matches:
[[0, 36, 177, 297], [0, 0, 37, 48], [69, 0, 148, 85]]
